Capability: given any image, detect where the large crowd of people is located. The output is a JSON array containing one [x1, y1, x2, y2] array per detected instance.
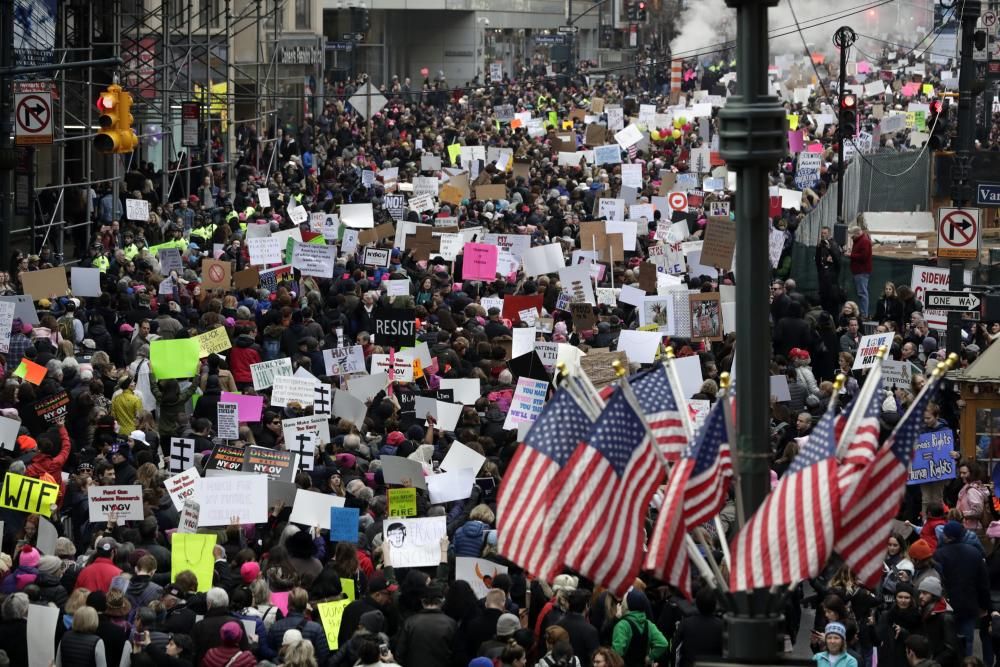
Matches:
[[0, 29, 995, 667]]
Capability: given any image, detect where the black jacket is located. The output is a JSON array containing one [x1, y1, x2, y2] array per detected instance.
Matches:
[[559, 611, 601, 667], [191, 608, 249, 663], [338, 595, 400, 648], [934, 540, 990, 619], [395, 608, 458, 667]]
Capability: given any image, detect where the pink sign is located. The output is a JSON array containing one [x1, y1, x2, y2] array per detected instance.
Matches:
[[220, 392, 264, 422], [787, 130, 804, 153], [857, 61, 871, 74], [902, 82, 920, 97], [807, 142, 824, 153], [270, 591, 289, 616], [461, 243, 499, 281]]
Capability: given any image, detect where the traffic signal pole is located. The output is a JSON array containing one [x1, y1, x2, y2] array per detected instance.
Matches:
[[834, 26, 857, 246], [947, 0, 981, 355]]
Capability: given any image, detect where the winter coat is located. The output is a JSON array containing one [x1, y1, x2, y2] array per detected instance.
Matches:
[[934, 540, 990, 619], [611, 611, 669, 666], [813, 652, 858, 667], [0, 564, 37, 592], [36, 570, 70, 607], [919, 599, 960, 667], [191, 609, 250, 663], [267, 612, 329, 665], [849, 233, 873, 275], [199, 646, 256, 667], [395, 608, 458, 667], [56, 630, 105, 667], [675, 612, 724, 667], [452, 520, 490, 557], [150, 380, 199, 438], [875, 603, 922, 667], [228, 336, 261, 384], [74, 556, 122, 593]]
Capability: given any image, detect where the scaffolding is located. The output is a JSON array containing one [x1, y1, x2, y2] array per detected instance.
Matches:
[[28, 0, 284, 260]]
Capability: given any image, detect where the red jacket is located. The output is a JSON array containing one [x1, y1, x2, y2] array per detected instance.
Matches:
[[26, 425, 70, 481], [921, 517, 947, 551], [228, 345, 261, 384], [74, 556, 122, 593], [850, 233, 873, 275], [200, 646, 257, 667]]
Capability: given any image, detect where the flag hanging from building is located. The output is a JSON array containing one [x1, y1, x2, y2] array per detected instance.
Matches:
[[833, 380, 942, 589], [645, 397, 732, 598], [729, 405, 841, 591], [630, 364, 688, 460], [496, 388, 594, 577], [544, 388, 665, 596]]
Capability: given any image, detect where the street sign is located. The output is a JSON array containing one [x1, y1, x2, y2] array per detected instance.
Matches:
[[977, 183, 1000, 207], [181, 101, 200, 148], [14, 92, 52, 146], [985, 10, 998, 31], [558, 25, 580, 34], [937, 207, 980, 260], [348, 82, 387, 121], [668, 191, 688, 211], [925, 290, 984, 312]]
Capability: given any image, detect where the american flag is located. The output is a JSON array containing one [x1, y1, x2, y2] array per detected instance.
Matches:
[[836, 373, 884, 508], [729, 405, 842, 591], [645, 398, 732, 598], [630, 365, 688, 460], [833, 381, 941, 588], [627, 144, 638, 162], [543, 388, 665, 596], [496, 388, 595, 577]]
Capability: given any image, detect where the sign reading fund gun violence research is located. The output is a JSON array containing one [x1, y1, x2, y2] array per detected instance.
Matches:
[[851, 333, 894, 370], [373, 308, 416, 348], [87, 485, 144, 523], [907, 429, 957, 485]]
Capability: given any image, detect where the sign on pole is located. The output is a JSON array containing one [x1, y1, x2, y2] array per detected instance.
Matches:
[[14, 92, 52, 145], [937, 207, 980, 260], [925, 290, 984, 318]]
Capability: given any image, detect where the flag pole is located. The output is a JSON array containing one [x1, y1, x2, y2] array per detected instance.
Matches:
[[835, 345, 887, 458], [718, 371, 745, 529], [612, 360, 726, 593], [664, 347, 695, 438], [892, 353, 957, 439]]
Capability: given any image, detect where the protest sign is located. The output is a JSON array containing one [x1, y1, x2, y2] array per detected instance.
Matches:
[[282, 414, 330, 471], [204, 443, 247, 475], [373, 308, 416, 348], [689, 293, 724, 342], [522, 243, 565, 276], [461, 243, 499, 280], [87, 485, 144, 523], [456, 557, 508, 598], [0, 472, 58, 516], [28, 603, 60, 667], [851, 333, 894, 370], [882, 360, 914, 392], [171, 533, 216, 591], [289, 489, 346, 527], [169, 437, 197, 474], [333, 389, 368, 427], [70, 267, 102, 297], [0, 416, 19, 451], [330, 506, 360, 542], [908, 429, 957, 485], [250, 357, 293, 390], [382, 516, 447, 568], [292, 242, 337, 277], [33, 391, 69, 424], [216, 402, 239, 439], [361, 246, 391, 268], [388, 487, 418, 517], [150, 339, 201, 378], [220, 392, 264, 422], [339, 203, 375, 228], [700, 218, 736, 270], [178, 499, 200, 533], [270, 374, 319, 407], [248, 237, 281, 265], [380, 455, 427, 490], [164, 468, 200, 511], [0, 295, 38, 325], [317, 599, 351, 650], [323, 346, 366, 375], [243, 447, 298, 481], [0, 300, 13, 354], [196, 475, 268, 526], [195, 326, 232, 358], [21, 266, 69, 299], [200, 259, 232, 289], [428, 468, 476, 504], [313, 383, 333, 415], [502, 378, 550, 430]]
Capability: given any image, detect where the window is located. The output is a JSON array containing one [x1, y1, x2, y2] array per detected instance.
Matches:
[[295, 0, 311, 30]]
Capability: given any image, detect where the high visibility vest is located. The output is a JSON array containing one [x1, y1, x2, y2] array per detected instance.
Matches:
[[93, 255, 110, 273]]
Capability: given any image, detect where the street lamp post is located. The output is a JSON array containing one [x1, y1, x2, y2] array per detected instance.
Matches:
[[715, 0, 789, 660]]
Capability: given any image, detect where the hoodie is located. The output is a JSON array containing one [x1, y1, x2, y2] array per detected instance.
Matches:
[[127, 573, 163, 609], [228, 334, 261, 384]]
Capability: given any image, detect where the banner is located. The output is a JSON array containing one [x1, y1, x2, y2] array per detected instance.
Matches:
[[205, 444, 298, 482], [33, 391, 69, 424], [0, 472, 59, 516]]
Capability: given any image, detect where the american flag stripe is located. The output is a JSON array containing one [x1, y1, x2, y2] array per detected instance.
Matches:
[[684, 443, 733, 527], [730, 407, 841, 591], [833, 382, 940, 589], [836, 366, 884, 507], [631, 366, 688, 461], [644, 463, 691, 593]]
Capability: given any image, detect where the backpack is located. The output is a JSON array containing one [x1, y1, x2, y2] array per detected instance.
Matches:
[[619, 616, 649, 667], [57, 315, 76, 344]]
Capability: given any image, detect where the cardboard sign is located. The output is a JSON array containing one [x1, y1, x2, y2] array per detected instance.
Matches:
[[220, 392, 263, 422], [388, 487, 418, 517], [501, 295, 544, 324], [0, 472, 59, 516], [288, 488, 346, 527], [195, 326, 232, 357], [292, 242, 336, 278], [700, 218, 736, 270], [330, 506, 360, 542], [217, 402, 239, 439], [689, 293, 724, 342], [233, 267, 260, 290], [250, 357, 293, 390], [571, 302, 597, 332], [171, 532, 214, 587], [201, 259, 232, 289], [87, 485, 144, 523], [382, 516, 447, 568], [21, 267, 69, 300], [34, 391, 69, 424], [373, 308, 416, 348], [474, 183, 508, 201], [164, 468, 201, 511], [282, 414, 330, 471], [317, 599, 351, 651], [323, 346, 366, 375], [178, 499, 200, 533], [461, 243, 499, 280], [168, 437, 197, 474], [270, 374, 319, 408], [70, 267, 102, 297], [361, 246, 391, 268], [456, 557, 508, 598], [908, 429, 957, 485], [358, 222, 396, 245]]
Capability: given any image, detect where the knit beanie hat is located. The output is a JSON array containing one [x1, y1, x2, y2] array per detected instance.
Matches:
[[240, 561, 261, 584], [19, 545, 40, 568], [37, 555, 61, 576], [825, 622, 847, 640], [220, 621, 243, 646], [908, 539, 933, 561]]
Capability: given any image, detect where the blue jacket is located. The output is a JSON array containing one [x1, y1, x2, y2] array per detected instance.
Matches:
[[267, 612, 329, 664], [934, 540, 990, 619], [814, 652, 858, 667], [452, 520, 489, 557]]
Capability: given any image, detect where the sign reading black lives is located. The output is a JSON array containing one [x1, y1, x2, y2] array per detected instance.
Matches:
[[374, 307, 416, 348]]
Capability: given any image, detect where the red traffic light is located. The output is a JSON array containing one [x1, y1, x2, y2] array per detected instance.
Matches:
[[96, 94, 114, 112], [638, 1, 646, 7], [840, 93, 857, 109]]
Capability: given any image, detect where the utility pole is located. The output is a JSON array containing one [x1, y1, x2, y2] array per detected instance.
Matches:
[[834, 26, 857, 247], [947, 0, 982, 355], [0, 0, 15, 265], [716, 0, 787, 660]]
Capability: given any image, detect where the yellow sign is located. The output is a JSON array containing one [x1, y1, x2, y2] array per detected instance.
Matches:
[[341, 577, 356, 601], [196, 326, 233, 357], [412, 358, 423, 379], [317, 599, 351, 650], [171, 533, 217, 592], [388, 487, 417, 517], [787, 115, 799, 131], [447, 143, 461, 165], [0, 472, 59, 516]]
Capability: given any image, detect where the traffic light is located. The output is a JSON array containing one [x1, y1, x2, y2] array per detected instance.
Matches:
[[625, 0, 636, 21], [636, 0, 647, 21], [928, 99, 950, 150], [94, 84, 138, 154], [839, 92, 857, 140], [350, 7, 370, 33]]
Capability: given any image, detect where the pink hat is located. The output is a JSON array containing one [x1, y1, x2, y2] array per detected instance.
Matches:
[[21, 322, 32, 335], [387, 431, 406, 446], [19, 545, 40, 568], [219, 621, 243, 645], [240, 561, 261, 584]]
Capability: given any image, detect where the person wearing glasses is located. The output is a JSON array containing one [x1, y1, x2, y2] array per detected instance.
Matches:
[[256, 412, 283, 449]]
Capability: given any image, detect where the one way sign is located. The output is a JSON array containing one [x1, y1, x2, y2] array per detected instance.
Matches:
[[925, 290, 984, 314]]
